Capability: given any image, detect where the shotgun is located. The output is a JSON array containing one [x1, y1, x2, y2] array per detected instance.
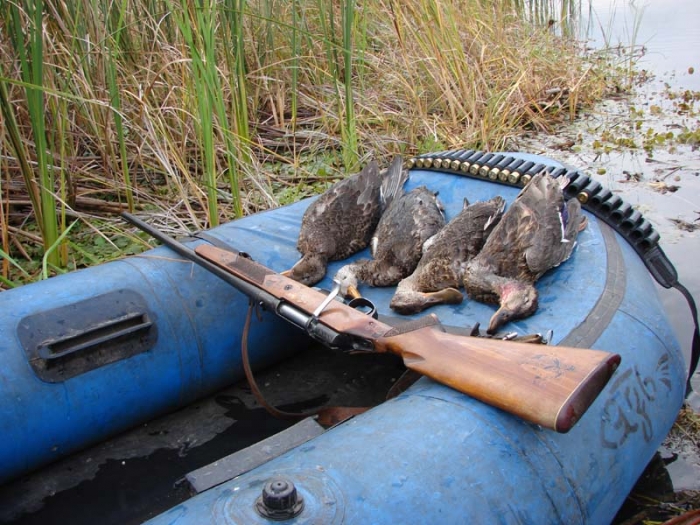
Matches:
[[122, 212, 621, 433]]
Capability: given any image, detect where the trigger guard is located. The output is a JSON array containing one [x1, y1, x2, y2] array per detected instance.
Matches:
[[347, 297, 378, 319]]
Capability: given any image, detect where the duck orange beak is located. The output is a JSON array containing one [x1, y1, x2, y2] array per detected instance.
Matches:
[[280, 269, 292, 278], [346, 284, 362, 300]]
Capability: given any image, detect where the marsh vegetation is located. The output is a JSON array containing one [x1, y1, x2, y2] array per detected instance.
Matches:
[[1, 0, 629, 287]]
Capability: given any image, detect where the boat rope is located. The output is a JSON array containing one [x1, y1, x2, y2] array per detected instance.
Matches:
[[409, 149, 700, 395]]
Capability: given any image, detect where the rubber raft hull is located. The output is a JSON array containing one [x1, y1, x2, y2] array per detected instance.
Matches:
[[1, 154, 685, 523]]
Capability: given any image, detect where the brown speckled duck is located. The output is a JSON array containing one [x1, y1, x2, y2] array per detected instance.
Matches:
[[464, 172, 588, 334], [283, 157, 407, 286], [389, 196, 506, 314], [333, 169, 446, 299]]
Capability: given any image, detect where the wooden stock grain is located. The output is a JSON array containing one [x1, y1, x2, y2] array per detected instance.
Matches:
[[195, 244, 620, 432], [375, 328, 620, 432]]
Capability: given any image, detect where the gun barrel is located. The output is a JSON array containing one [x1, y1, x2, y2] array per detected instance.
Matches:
[[121, 213, 346, 348]]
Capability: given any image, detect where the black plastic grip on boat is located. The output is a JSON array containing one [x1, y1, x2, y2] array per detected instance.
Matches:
[[599, 195, 623, 217], [610, 201, 633, 223], [18, 289, 158, 383]]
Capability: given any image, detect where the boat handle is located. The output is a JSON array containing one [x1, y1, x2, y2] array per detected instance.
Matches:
[[37, 312, 153, 361]]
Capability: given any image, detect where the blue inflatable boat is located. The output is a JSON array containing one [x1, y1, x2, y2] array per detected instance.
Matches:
[[0, 151, 694, 524]]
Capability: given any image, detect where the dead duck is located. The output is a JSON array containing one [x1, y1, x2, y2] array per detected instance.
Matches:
[[389, 196, 506, 314], [333, 181, 446, 298], [283, 157, 407, 286], [463, 172, 588, 334]]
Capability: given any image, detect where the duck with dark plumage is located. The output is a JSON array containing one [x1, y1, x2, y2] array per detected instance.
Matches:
[[389, 196, 506, 314], [283, 157, 407, 286], [463, 172, 588, 334]]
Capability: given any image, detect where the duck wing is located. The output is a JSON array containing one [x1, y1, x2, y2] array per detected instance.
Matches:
[[363, 186, 445, 286], [297, 160, 383, 261], [419, 196, 505, 284], [379, 156, 409, 212], [521, 175, 587, 276]]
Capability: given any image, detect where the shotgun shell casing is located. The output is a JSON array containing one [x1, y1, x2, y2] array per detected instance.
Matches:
[[525, 163, 547, 178], [480, 154, 505, 177], [485, 154, 508, 179], [577, 192, 589, 204], [500, 158, 525, 181], [520, 174, 532, 185], [508, 161, 534, 184], [450, 159, 461, 170], [548, 167, 568, 179], [407, 158, 416, 169], [471, 153, 495, 175], [454, 149, 477, 161], [460, 151, 483, 172]]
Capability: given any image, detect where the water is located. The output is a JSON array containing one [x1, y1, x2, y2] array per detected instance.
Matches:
[[585, 0, 700, 390], [519, 0, 700, 509], [583, 0, 700, 92], [523, 0, 700, 380]]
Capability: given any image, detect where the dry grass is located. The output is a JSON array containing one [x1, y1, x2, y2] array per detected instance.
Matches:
[[0, 0, 625, 287]]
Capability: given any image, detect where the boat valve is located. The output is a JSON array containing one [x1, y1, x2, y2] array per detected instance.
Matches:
[[255, 477, 304, 520]]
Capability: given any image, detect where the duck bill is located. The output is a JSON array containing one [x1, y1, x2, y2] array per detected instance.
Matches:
[[280, 269, 293, 278], [427, 288, 464, 305], [390, 288, 463, 315], [487, 308, 512, 335], [346, 284, 362, 300]]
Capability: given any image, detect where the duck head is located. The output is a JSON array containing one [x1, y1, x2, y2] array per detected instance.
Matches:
[[282, 253, 328, 286], [390, 287, 464, 315], [333, 264, 362, 299], [487, 280, 539, 334]]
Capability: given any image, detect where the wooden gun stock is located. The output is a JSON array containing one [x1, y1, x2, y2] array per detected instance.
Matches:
[[195, 244, 620, 433]]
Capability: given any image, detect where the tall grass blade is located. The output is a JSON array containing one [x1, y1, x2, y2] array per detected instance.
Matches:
[[341, 0, 359, 171], [8, 0, 60, 267], [106, 0, 135, 212]]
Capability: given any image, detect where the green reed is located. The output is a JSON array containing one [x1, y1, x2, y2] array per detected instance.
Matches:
[[7, 0, 60, 267], [341, 0, 359, 171], [105, 0, 135, 212]]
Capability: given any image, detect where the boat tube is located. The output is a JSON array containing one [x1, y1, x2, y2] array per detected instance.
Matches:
[[0, 151, 691, 524]]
